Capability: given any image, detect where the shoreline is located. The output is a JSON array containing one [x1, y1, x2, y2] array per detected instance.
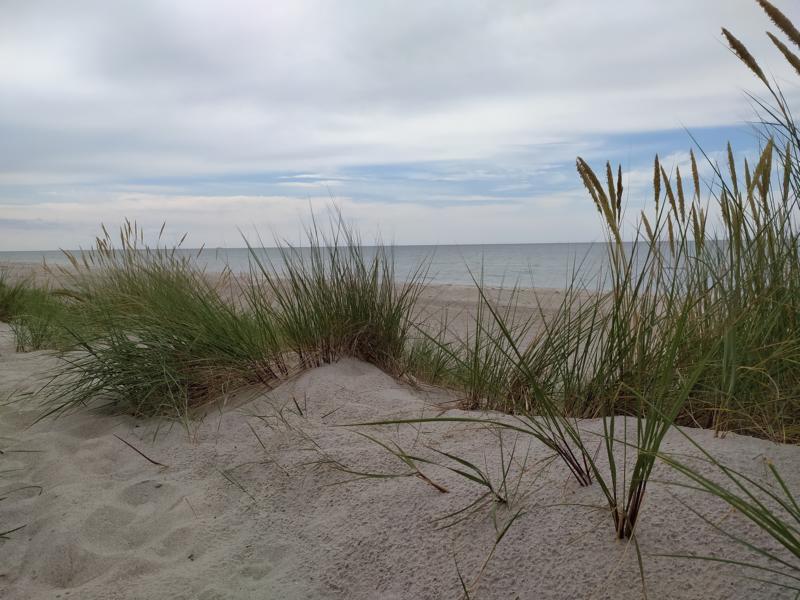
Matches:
[[0, 259, 577, 294], [0, 258, 578, 329]]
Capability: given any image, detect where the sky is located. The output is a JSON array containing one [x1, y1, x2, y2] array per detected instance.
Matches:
[[0, 0, 797, 250]]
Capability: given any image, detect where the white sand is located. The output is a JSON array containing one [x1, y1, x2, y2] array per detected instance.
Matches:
[[0, 321, 797, 599]]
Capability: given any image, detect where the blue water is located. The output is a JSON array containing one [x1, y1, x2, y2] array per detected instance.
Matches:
[[0, 243, 617, 289]]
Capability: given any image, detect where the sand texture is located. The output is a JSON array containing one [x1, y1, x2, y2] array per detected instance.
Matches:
[[0, 320, 797, 599]]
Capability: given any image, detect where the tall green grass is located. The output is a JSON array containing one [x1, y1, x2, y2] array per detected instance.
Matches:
[[40, 221, 286, 419], [650, 1, 800, 591], [0, 271, 29, 322], [38, 217, 427, 419], [0, 271, 73, 352], [243, 215, 427, 374], [410, 129, 800, 446]]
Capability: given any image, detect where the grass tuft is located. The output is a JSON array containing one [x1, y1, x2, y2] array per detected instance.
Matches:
[[243, 213, 427, 374], [40, 221, 286, 419]]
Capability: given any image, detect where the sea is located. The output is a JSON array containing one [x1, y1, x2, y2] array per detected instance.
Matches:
[[0, 243, 631, 290]]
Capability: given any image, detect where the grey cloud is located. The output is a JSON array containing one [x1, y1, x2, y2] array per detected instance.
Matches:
[[0, 0, 795, 248]]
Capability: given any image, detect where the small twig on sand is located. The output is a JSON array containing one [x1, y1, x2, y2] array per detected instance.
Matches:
[[113, 434, 169, 468], [184, 497, 199, 519], [416, 471, 450, 494]]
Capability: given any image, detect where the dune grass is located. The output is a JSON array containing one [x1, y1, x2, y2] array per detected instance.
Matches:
[[38, 222, 286, 419], [419, 138, 800, 443], [0, 272, 30, 323], [243, 215, 427, 374], [35, 217, 426, 419], [0, 271, 74, 352], [647, 1, 800, 590]]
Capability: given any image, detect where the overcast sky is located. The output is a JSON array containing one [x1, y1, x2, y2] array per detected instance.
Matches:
[[0, 0, 795, 250]]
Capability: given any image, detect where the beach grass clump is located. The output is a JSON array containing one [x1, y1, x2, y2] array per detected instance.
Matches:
[[665, 141, 800, 442], [0, 271, 75, 352], [549, 140, 798, 535], [9, 291, 73, 352], [244, 215, 427, 374], [40, 215, 427, 419], [26, 214, 429, 419], [388, 61, 800, 540], [404, 321, 461, 388], [41, 222, 286, 419], [604, 0, 800, 444], [0, 272, 30, 323], [409, 283, 534, 411], [519, 0, 800, 537], [479, 137, 800, 444], [649, 3, 800, 591]]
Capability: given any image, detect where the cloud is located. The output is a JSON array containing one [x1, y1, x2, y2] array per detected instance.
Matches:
[[0, 188, 605, 250], [0, 0, 794, 249]]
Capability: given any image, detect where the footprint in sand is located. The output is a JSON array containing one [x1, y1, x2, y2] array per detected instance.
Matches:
[[156, 524, 198, 558], [25, 538, 113, 589], [239, 563, 272, 581], [117, 479, 174, 506], [80, 504, 138, 550]]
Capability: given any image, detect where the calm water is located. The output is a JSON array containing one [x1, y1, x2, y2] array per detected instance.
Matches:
[[0, 243, 623, 289]]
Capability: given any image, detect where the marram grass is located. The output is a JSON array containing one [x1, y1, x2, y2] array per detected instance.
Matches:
[[0, 271, 75, 352], [37, 221, 287, 419], [27, 217, 426, 420], [242, 214, 427, 375]]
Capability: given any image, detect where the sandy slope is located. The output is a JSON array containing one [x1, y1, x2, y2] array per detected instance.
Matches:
[[0, 322, 797, 599]]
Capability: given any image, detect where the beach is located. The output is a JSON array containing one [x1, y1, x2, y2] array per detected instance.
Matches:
[[4, 1, 800, 597], [0, 267, 796, 599]]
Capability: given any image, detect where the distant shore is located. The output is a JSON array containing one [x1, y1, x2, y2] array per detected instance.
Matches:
[[0, 239, 615, 289], [0, 258, 577, 340]]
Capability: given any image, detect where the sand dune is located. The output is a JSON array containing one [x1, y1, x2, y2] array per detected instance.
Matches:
[[0, 322, 796, 599]]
